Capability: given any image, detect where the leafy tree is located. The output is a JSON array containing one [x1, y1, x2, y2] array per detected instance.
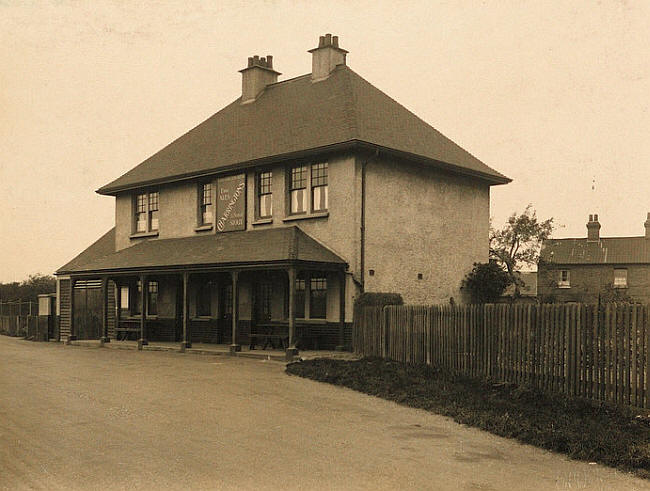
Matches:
[[490, 205, 554, 296], [598, 283, 636, 304], [462, 262, 511, 304], [0, 274, 56, 302]]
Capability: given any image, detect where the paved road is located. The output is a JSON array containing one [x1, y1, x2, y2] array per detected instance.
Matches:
[[1, 336, 648, 491]]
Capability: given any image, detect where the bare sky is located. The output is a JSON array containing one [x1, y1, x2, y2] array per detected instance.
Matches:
[[1, 0, 649, 283]]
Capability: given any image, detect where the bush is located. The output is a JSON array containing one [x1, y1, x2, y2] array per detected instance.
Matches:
[[462, 262, 511, 304], [354, 292, 404, 307]]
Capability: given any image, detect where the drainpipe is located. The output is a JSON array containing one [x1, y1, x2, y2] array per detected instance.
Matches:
[[360, 149, 379, 291]]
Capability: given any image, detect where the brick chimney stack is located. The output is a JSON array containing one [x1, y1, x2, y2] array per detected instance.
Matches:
[[308, 33, 348, 81], [645, 212, 650, 239], [239, 55, 280, 103], [586, 213, 601, 242]]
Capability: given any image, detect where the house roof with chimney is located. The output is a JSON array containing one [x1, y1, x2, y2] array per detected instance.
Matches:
[[97, 34, 509, 195], [540, 213, 650, 265]]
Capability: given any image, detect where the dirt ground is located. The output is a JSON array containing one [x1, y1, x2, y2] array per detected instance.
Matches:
[[1, 336, 648, 491]]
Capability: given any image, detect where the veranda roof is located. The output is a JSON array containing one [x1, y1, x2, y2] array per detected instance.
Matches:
[[56, 226, 346, 275]]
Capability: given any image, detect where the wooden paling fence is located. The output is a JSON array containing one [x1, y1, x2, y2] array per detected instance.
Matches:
[[353, 303, 650, 409], [0, 300, 39, 337]]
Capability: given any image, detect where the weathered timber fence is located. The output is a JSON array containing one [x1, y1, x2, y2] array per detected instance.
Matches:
[[0, 300, 39, 338], [353, 303, 650, 409]]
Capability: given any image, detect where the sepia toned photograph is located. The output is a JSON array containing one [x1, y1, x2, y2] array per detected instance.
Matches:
[[1, 1, 649, 489]]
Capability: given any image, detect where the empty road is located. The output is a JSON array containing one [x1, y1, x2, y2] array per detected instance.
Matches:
[[0, 336, 648, 490]]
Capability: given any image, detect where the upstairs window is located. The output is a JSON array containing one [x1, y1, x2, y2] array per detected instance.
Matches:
[[148, 192, 159, 231], [558, 269, 570, 288], [135, 194, 147, 232], [289, 165, 307, 214], [199, 182, 213, 226], [311, 163, 328, 212], [614, 268, 628, 288], [257, 171, 273, 219], [134, 191, 159, 233]]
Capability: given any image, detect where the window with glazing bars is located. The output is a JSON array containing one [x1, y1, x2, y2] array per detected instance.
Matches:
[[200, 183, 213, 225], [295, 277, 306, 318], [289, 165, 307, 214], [148, 192, 159, 231], [257, 171, 273, 218], [309, 276, 327, 319], [147, 281, 158, 316], [311, 163, 328, 211], [135, 194, 147, 232], [135, 191, 159, 233]]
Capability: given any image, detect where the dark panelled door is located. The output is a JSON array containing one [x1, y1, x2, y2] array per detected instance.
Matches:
[[253, 281, 273, 325], [73, 280, 103, 340]]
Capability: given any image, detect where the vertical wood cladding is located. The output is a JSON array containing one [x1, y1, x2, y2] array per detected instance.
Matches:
[[59, 279, 71, 339], [108, 280, 116, 338]]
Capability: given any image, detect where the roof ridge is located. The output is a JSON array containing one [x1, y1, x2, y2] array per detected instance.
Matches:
[[341, 66, 360, 139]]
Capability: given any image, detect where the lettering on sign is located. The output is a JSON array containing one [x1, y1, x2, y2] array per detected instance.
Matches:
[[216, 174, 246, 232]]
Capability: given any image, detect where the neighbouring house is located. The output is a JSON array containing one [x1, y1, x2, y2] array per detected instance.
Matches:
[[499, 271, 537, 304], [55, 34, 510, 356], [538, 213, 650, 304]]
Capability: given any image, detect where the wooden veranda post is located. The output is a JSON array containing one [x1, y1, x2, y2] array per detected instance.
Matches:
[[229, 270, 241, 354], [138, 274, 148, 350], [181, 272, 191, 351], [100, 277, 110, 344], [336, 270, 346, 351], [286, 266, 299, 361]]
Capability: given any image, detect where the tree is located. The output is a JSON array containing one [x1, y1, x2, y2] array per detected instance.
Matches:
[[462, 262, 511, 304], [490, 205, 554, 296], [0, 274, 56, 302]]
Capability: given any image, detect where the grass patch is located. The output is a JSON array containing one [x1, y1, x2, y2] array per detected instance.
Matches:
[[286, 357, 650, 479]]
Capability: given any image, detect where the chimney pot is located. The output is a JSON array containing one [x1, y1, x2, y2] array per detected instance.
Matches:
[[644, 212, 650, 239], [239, 53, 280, 103], [309, 33, 348, 81], [587, 213, 601, 242]]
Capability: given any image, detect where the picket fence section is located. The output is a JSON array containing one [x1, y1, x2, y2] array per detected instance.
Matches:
[[353, 303, 650, 409]]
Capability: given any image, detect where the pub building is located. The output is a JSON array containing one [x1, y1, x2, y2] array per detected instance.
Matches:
[[55, 34, 509, 359]]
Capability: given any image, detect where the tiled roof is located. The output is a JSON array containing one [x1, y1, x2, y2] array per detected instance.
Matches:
[[56, 226, 346, 274], [56, 228, 117, 274], [540, 237, 650, 265], [98, 66, 509, 195]]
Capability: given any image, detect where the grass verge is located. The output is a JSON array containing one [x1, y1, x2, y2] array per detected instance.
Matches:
[[286, 357, 650, 479]]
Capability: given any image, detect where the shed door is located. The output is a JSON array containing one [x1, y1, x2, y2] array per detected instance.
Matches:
[[74, 279, 103, 340]]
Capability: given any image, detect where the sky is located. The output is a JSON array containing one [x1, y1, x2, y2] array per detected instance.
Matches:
[[1, 0, 649, 283]]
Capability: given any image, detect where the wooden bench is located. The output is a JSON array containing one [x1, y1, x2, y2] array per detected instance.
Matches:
[[115, 319, 141, 341], [249, 324, 288, 350]]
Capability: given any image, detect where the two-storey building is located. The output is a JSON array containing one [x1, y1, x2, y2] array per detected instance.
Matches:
[[55, 34, 509, 357], [538, 213, 650, 303]]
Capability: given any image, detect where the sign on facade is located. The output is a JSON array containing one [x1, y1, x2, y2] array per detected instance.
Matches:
[[216, 174, 246, 232]]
